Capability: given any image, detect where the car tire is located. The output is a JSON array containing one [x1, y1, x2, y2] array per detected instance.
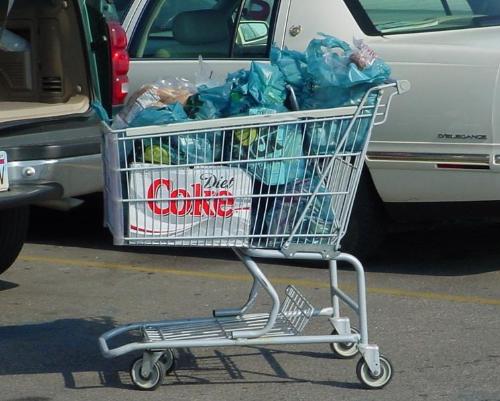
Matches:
[[341, 169, 386, 261], [0, 206, 30, 275]]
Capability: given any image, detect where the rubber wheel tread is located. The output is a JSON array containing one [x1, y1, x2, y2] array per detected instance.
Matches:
[[0, 206, 29, 275]]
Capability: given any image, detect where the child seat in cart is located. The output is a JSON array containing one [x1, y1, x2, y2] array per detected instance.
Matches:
[[99, 80, 409, 390]]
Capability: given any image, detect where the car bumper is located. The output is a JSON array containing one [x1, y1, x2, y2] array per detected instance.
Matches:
[[7, 153, 103, 199], [0, 112, 105, 204], [0, 183, 63, 209]]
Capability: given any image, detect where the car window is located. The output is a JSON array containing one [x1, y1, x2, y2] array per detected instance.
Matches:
[[347, 0, 500, 35], [234, 0, 277, 58], [114, 0, 135, 22], [129, 0, 279, 59]]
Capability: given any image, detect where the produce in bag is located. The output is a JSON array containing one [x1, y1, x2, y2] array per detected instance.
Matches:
[[134, 130, 222, 166], [113, 78, 196, 129], [227, 69, 253, 116]]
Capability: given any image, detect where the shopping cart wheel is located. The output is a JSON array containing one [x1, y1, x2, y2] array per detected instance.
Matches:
[[356, 355, 393, 389], [330, 327, 360, 359], [160, 349, 176, 374], [130, 357, 166, 391]]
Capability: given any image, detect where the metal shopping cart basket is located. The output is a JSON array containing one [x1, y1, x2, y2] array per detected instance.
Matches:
[[99, 80, 409, 390]]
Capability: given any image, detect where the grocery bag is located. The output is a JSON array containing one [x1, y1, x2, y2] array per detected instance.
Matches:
[[265, 178, 336, 244], [232, 108, 304, 186], [302, 34, 391, 109], [305, 96, 376, 154]]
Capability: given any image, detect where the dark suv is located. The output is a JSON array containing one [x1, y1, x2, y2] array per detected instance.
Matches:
[[0, 0, 129, 273]]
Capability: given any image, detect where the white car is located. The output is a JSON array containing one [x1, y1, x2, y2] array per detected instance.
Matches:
[[117, 0, 500, 257]]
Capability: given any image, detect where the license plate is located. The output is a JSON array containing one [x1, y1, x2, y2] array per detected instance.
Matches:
[[0, 151, 9, 192]]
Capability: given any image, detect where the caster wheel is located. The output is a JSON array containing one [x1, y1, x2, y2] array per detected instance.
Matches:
[[160, 349, 176, 375], [130, 357, 166, 391], [330, 327, 360, 359], [356, 355, 393, 389]]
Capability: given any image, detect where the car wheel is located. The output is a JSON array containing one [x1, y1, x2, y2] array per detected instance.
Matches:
[[341, 169, 386, 261], [0, 206, 30, 275]]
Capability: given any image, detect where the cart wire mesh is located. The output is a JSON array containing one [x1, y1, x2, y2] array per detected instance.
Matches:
[[141, 285, 314, 343], [103, 91, 383, 253]]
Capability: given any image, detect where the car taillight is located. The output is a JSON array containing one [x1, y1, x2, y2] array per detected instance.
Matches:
[[107, 21, 129, 106]]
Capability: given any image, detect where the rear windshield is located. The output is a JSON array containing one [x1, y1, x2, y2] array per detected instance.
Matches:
[[346, 0, 500, 35], [114, 0, 134, 22]]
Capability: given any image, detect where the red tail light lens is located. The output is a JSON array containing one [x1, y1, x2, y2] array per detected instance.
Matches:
[[108, 21, 128, 49], [107, 21, 129, 105], [113, 49, 130, 76]]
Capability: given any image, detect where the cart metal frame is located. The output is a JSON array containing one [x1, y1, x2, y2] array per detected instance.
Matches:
[[99, 80, 409, 390]]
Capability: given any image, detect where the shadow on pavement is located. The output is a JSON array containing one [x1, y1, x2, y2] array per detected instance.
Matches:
[[4, 397, 52, 401], [0, 317, 134, 390], [366, 221, 500, 276], [163, 347, 361, 390], [0, 317, 361, 391], [0, 280, 19, 292], [28, 194, 112, 251], [26, 193, 500, 276], [27, 193, 239, 262]]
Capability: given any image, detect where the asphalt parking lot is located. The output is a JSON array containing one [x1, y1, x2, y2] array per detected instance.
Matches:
[[1, 196, 499, 401]]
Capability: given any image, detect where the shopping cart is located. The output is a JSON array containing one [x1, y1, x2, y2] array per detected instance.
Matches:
[[99, 80, 409, 390]]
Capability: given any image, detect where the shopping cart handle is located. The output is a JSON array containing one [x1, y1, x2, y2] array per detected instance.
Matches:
[[382, 79, 411, 95], [395, 79, 411, 95], [98, 323, 144, 359]]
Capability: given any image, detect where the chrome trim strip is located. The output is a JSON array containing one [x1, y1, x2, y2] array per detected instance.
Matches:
[[123, 0, 148, 40], [8, 154, 103, 198], [367, 152, 490, 165]]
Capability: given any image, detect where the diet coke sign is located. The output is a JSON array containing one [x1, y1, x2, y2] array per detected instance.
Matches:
[[128, 164, 253, 246]]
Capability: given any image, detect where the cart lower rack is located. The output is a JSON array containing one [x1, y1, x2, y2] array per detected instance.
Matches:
[[99, 80, 409, 390]]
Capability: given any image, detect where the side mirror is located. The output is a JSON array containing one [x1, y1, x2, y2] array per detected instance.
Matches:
[[237, 21, 269, 45]]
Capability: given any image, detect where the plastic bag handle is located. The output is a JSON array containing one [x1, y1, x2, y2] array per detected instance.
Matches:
[[315, 33, 352, 52]]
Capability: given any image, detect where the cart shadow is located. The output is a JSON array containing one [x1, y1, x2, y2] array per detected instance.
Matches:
[[0, 317, 363, 391], [0, 317, 136, 390], [143, 347, 362, 390], [0, 280, 19, 291]]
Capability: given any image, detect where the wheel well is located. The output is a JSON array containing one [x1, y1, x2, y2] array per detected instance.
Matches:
[[340, 167, 387, 259], [359, 166, 386, 215]]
